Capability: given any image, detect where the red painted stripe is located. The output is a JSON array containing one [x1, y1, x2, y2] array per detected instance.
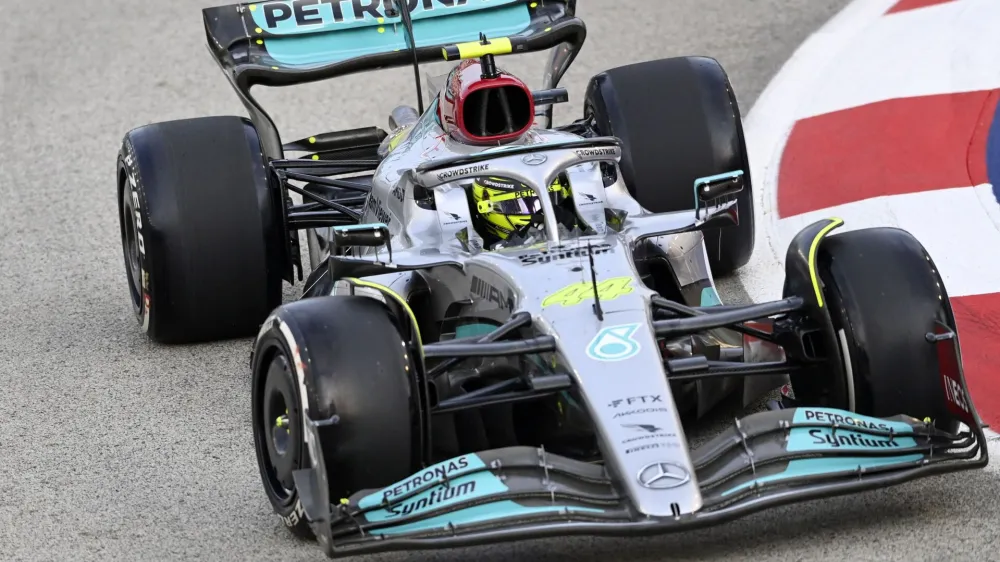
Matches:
[[951, 293, 1000, 430], [778, 91, 995, 218], [886, 0, 957, 14]]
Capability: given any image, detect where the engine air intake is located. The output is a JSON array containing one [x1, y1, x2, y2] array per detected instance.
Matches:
[[438, 56, 535, 145], [462, 85, 533, 139]]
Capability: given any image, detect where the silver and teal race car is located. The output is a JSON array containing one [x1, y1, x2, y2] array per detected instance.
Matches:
[[114, 0, 989, 557]]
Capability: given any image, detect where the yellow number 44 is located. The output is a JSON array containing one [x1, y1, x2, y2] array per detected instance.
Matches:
[[542, 277, 634, 308]]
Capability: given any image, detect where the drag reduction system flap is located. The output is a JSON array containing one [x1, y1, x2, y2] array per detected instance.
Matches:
[[202, 0, 585, 89]]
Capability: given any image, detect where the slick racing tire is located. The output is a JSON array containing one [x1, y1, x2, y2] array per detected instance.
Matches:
[[585, 56, 754, 276], [251, 296, 417, 538], [793, 227, 966, 434], [116, 116, 285, 344]]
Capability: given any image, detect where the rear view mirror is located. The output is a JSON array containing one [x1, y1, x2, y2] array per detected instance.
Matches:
[[693, 170, 744, 221], [694, 170, 745, 203], [332, 223, 391, 251]]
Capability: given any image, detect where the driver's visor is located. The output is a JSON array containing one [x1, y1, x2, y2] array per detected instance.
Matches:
[[477, 188, 542, 215]]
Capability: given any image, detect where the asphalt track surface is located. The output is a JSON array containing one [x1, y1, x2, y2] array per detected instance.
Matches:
[[3, 0, 997, 561]]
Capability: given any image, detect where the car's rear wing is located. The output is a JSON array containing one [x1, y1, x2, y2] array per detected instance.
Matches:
[[201, 0, 587, 159]]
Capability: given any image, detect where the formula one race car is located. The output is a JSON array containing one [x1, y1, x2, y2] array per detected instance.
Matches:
[[114, 0, 989, 558]]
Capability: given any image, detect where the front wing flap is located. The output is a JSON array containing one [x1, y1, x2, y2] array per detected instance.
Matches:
[[296, 406, 986, 557]]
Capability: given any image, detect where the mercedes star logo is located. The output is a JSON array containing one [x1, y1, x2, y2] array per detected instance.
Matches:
[[521, 153, 547, 165], [637, 461, 690, 489]]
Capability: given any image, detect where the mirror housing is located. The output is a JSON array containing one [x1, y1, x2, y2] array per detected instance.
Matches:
[[695, 170, 744, 201], [332, 223, 391, 255], [532, 88, 569, 107], [693, 170, 745, 221]]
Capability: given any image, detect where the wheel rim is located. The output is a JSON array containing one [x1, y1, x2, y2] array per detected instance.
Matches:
[[120, 184, 142, 312], [257, 352, 302, 503]]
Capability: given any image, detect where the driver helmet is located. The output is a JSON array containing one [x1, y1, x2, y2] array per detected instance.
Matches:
[[471, 175, 573, 240]]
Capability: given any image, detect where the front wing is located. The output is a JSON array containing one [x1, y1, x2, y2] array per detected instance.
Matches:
[[292, 406, 986, 557]]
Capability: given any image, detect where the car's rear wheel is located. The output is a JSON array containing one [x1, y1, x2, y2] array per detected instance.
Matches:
[[251, 295, 418, 538], [791, 227, 967, 433], [116, 116, 285, 343], [585, 56, 754, 276]]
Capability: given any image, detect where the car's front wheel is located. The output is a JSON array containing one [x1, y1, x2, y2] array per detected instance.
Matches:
[[251, 295, 418, 538], [791, 227, 973, 434]]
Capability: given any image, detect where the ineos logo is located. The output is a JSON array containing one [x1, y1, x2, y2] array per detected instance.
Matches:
[[636, 461, 690, 489]]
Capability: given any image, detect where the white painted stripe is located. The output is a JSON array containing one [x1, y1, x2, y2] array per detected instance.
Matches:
[[797, 0, 1000, 119], [988, 429, 1000, 472], [740, 0, 900, 302], [773, 185, 1000, 298], [739, 0, 1000, 303]]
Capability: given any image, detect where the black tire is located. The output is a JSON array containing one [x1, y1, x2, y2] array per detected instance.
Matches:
[[585, 56, 754, 276], [792, 227, 963, 433], [116, 116, 285, 344], [251, 296, 417, 538]]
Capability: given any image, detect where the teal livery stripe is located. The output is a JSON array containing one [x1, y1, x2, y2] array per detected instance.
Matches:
[[250, 0, 524, 36], [722, 454, 925, 497], [369, 501, 604, 536], [262, 4, 529, 65], [787, 407, 918, 452], [723, 408, 925, 497], [699, 287, 722, 307], [357, 452, 604, 535]]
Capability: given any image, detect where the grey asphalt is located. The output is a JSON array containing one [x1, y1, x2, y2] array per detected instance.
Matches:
[[2, 0, 998, 561]]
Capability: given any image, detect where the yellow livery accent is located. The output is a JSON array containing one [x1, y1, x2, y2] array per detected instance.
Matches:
[[443, 37, 513, 61], [386, 127, 412, 152], [543, 277, 634, 308], [808, 218, 845, 308], [346, 277, 423, 347]]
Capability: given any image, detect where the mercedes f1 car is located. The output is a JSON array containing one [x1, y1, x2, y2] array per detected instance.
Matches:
[[114, 0, 989, 558]]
